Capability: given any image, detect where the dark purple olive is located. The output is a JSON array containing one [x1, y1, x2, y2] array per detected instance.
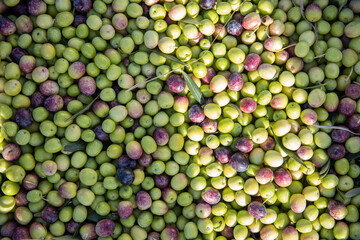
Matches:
[[229, 152, 249, 172]]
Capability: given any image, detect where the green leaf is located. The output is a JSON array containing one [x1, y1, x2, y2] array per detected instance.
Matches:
[[299, 81, 331, 90], [272, 67, 283, 81], [345, 188, 360, 198], [337, 188, 346, 201], [53, 236, 81, 240], [331, 111, 339, 125], [65, 95, 99, 123], [312, 125, 360, 136], [87, 211, 118, 222], [338, 0, 347, 13], [347, 66, 354, 81], [181, 70, 204, 104], [63, 142, 86, 153], [72, 223, 81, 238], [345, 152, 360, 161], [180, 17, 202, 25], [320, 160, 330, 179], [269, 126, 307, 168], [59, 199, 72, 210], [1, 126, 11, 142], [153, 50, 186, 66], [226, 103, 243, 124]]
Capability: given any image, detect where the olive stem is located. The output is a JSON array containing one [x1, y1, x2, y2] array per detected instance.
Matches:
[[226, 103, 244, 123], [275, 43, 297, 52], [312, 124, 360, 136], [250, 26, 260, 36], [299, 0, 320, 50], [313, 53, 326, 59], [264, 25, 271, 38], [297, 81, 331, 89], [346, 66, 354, 81]]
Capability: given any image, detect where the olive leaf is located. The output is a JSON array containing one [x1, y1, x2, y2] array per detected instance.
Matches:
[[347, 66, 354, 81], [73, 223, 81, 238], [272, 66, 283, 81], [226, 103, 244, 124], [331, 111, 339, 125], [345, 188, 360, 198], [53, 236, 81, 240], [63, 142, 86, 153], [345, 152, 360, 161], [338, 0, 348, 13], [337, 188, 346, 201], [181, 70, 204, 104], [269, 126, 307, 168], [180, 17, 202, 25], [87, 211, 118, 222], [59, 199, 72, 210], [313, 53, 326, 59], [319, 160, 331, 179], [1, 126, 11, 142], [312, 124, 360, 136], [299, 81, 331, 90], [65, 95, 99, 123], [153, 50, 186, 66]]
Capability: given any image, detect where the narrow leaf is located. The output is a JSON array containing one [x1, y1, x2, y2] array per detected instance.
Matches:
[[226, 103, 243, 124], [181, 71, 204, 104], [347, 66, 354, 81], [345, 188, 360, 198], [180, 17, 202, 25], [320, 160, 331, 179], [87, 211, 118, 222], [312, 125, 360, 136], [53, 236, 81, 240], [272, 67, 283, 81], [269, 126, 307, 168], [345, 152, 360, 161], [63, 142, 86, 153], [65, 95, 99, 123], [153, 50, 186, 66], [299, 81, 330, 90], [1, 126, 11, 142], [337, 188, 346, 201], [338, 0, 347, 13], [72, 223, 81, 238], [331, 111, 339, 125], [59, 199, 72, 210]]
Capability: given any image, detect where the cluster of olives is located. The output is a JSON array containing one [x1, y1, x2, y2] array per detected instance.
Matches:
[[1, 0, 360, 239]]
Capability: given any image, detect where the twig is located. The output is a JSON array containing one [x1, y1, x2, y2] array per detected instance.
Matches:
[[299, 0, 320, 50], [312, 124, 360, 136]]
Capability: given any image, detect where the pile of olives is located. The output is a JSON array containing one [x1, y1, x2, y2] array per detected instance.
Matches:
[[0, 0, 360, 239]]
